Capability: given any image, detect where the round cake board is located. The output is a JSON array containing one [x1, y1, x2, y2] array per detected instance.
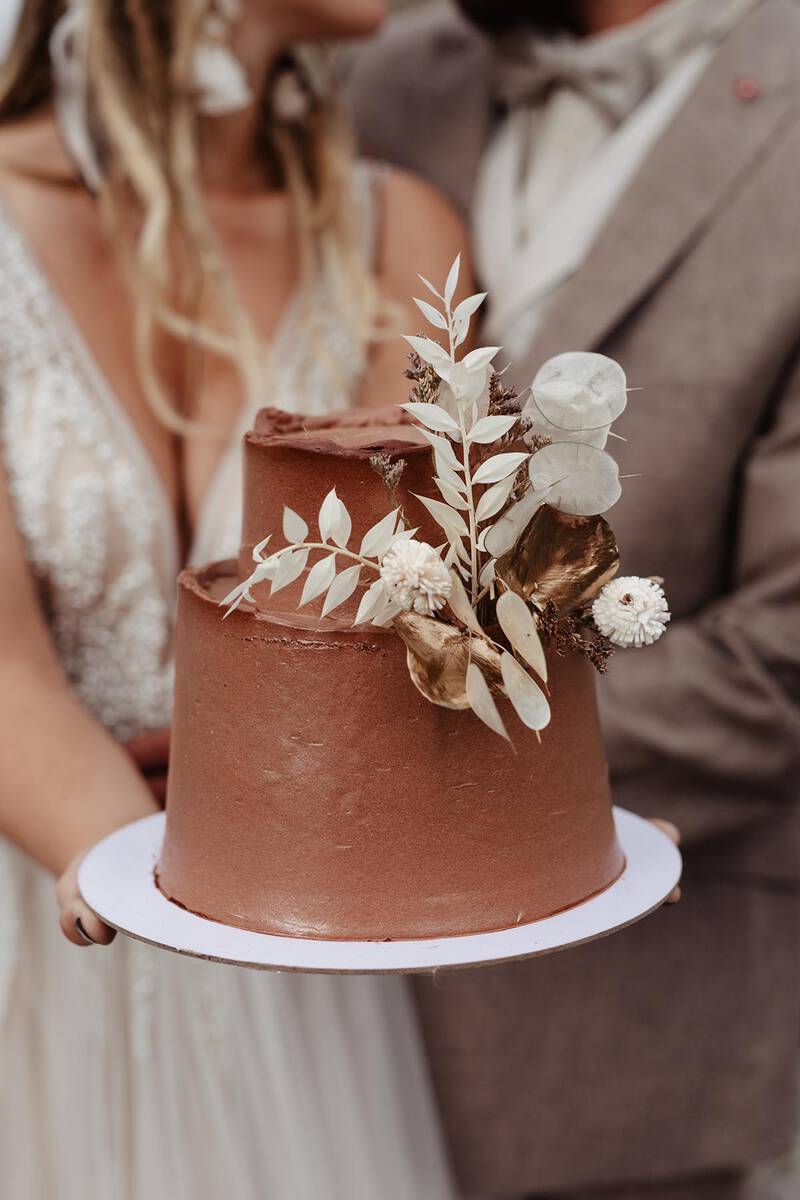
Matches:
[[79, 808, 681, 975]]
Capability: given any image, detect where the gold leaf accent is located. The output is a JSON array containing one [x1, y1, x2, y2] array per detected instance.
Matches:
[[393, 612, 503, 710], [496, 505, 620, 612]]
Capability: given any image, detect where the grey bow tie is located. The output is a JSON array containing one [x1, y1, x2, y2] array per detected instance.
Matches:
[[494, 33, 659, 127], [490, 0, 759, 126]]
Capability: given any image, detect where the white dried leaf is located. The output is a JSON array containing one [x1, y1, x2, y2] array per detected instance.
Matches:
[[452, 291, 487, 340], [447, 568, 482, 634], [250, 558, 279, 585], [403, 335, 451, 375], [414, 492, 470, 538], [436, 460, 467, 494], [500, 651, 551, 731], [318, 488, 341, 543], [466, 662, 510, 742], [322, 564, 361, 617], [450, 535, 471, 567], [440, 360, 490, 407], [496, 591, 548, 684], [392, 527, 420, 543], [462, 346, 501, 372], [482, 492, 544, 558], [444, 254, 460, 307], [532, 351, 627, 433], [360, 508, 399, 559], [475, 473, 517, 523], [300, 554, 337, 606], [454, 292, 488, 323], [331, 500, 352, 549], [413, 297, 448, 330], [528, 441, 622, 516], [401, 401, 460, 435], [453, 321, 470, 350], [282, 507, 308, 544], [435, 476, 469, 510], [467, 415, 518, 444], [221, 580, 252, 617], [270, 548, 309, 595], [417, 428, 463, 472], [221, 579, 246, 608], [252, 534, 272, 562], [371, 594, 403, 627], [473, 451, 528, 486], [479, 558, 496, 588], [353, 578, 388, 626], [418, 273, 443, 300]]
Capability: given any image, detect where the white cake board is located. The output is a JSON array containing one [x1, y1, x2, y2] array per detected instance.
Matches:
[[79, 808, 681, 975]]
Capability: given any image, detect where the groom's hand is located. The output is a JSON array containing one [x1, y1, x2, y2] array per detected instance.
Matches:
[[124, 727, 171, 806]]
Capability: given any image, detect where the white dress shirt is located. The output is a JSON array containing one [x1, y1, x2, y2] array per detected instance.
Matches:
[[473, 0, 761, 358]]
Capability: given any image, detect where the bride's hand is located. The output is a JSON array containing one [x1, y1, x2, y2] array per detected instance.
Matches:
[[56, 851, 117, 947], [124, 727, 171, 806], [650, 819, 682, 903]]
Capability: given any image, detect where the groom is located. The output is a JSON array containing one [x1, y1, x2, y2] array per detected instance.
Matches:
[[347, 1, 800, 1198]]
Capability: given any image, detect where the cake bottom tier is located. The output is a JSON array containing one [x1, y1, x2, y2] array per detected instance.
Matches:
[[157, 564, 625, 941]]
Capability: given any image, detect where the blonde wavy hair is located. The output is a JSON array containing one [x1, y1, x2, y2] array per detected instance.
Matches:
[[0, 0, 382, 433]]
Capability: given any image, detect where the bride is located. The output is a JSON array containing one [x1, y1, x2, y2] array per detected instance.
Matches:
[[0, 2, 467, 1196]]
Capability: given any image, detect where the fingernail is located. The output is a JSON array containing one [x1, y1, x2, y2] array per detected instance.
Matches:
[[75, 917, 97, 945]]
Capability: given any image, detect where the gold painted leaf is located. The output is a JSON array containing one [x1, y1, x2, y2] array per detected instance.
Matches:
[[496, 505, 619, 612], [393, 613, 503, 710]]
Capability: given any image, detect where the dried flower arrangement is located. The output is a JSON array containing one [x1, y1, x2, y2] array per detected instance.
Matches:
[[223, 258, 670, 742]]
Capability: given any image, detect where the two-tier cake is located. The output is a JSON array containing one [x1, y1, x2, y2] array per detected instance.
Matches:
[[157, 262, 669, 942]]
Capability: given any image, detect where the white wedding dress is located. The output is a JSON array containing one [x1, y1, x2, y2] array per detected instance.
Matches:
[[0, 170, 455, 1200]]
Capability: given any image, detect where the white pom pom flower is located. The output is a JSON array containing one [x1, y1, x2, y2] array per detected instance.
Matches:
[[380, 539, 452, 616], [592, 576, 671, 647]]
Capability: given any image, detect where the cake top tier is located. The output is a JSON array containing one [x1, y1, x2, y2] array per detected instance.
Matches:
[[238, 408, 439, 614], [248, 407, 429, 457]]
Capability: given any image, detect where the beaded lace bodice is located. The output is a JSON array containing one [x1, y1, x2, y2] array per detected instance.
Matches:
[[0, 171, 373, 741]]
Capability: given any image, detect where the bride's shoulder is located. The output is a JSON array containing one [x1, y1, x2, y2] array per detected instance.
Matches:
[[0, 112, 70, 181], [365, 162, 472, 301], [0, 114, 77, 240]]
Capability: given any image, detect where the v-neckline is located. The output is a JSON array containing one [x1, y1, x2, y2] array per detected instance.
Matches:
[[0, 199, 186, 580], [0, 197, 289, 581]]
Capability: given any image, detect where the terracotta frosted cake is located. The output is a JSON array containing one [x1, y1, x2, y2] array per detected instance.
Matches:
[[158, 261, 670, 941]]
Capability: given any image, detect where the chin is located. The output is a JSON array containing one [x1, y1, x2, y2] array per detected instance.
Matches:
[[262, 0, 388, 41]]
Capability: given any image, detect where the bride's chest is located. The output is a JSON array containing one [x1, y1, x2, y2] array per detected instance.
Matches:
[[6, 186, 299, 541]]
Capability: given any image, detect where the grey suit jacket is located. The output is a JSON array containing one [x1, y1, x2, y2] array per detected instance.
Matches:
[[346, 3, 800, 1194]]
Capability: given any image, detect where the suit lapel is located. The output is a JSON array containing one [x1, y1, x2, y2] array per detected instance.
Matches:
[[509, 0, 799, 378]]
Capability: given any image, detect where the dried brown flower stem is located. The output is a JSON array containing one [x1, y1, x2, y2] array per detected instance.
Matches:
[[405, 345, 441, 405], [369, 453, 407, 512], [536, 599, 616, 674]]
